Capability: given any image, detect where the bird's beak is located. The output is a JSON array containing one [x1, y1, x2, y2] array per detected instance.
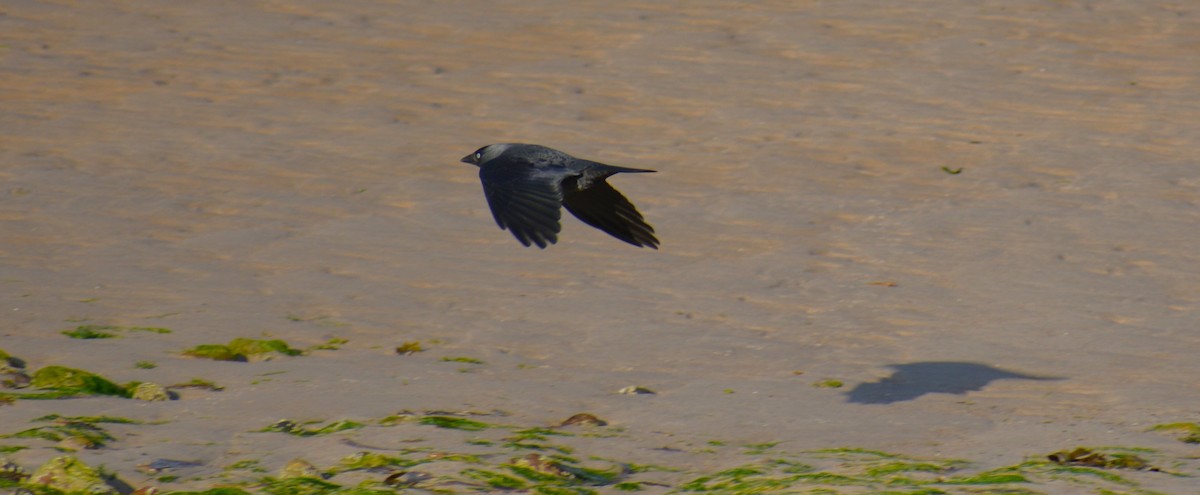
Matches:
[[460, 154, 476, 165]]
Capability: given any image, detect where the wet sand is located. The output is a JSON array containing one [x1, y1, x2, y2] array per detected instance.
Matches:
[[3, 0, 1199, 492]]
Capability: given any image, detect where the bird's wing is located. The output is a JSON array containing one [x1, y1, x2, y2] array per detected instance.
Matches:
[[479, 164, 564, 249], [562, 180, 659, 249]]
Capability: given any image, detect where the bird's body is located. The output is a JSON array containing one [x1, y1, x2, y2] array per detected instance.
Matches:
[[461, 143, 658, 249]]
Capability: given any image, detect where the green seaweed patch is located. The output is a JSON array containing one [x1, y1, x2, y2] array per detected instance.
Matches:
[[61, 325, 172, 339], [678, 463, 874, 492], [28, 366, 129, 398], [502, 440, 571, 453], [678, 449, 1037, 493], [261, 419, 365, 437], [936, 468, 1028, 485], [743, 442, 780, 455], [419, 415, 493, 431], [61, 326, 117, 339], [5, 422, 115, 450], [440, 356, 483, 364], [26, 455, 119, 494], [469, 453, 630, 493], [514, 453, 624, 486], [256, 476, 342, 495], [331, 452, 422, 473], [395, 341, 424, 355], [168, 378, 225, 391], [809, 447, 904, 460], [679, 465, 783, 492], [1151, 422, 1200, 443], [170, 489, 253, 495], [511, 427, 573, 442], [183, 344, 246, 362], [1029, 462, 1131, 485], [865, 460, 965, 478], [311, 337, 349, 351], [463, 468, 527, 490], [226, 460, 268, 473], [34, 414, 140, 424], [1046, 447, 1155, 471], [376, 412, 416, 426], [2, 415, 142, 450], [183, 338, 304, 362]]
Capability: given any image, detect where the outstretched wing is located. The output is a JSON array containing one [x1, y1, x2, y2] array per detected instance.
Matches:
[[479, 163, 564, 249], [562, 180, 659, 249]]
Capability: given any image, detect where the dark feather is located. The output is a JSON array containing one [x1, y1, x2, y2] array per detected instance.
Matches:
[[563, 179, 658, 249]]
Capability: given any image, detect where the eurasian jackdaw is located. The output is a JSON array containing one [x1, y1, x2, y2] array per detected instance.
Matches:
[[461, 143, 658, 249]]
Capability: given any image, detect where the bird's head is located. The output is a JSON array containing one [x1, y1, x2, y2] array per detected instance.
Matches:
[[460, 144, 513, 166]]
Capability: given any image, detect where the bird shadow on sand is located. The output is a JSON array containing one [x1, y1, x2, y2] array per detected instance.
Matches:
[[845, 361, 1062, 405]]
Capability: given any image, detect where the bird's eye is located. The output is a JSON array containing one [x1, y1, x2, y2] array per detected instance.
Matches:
[[474, 152, 482, 161]]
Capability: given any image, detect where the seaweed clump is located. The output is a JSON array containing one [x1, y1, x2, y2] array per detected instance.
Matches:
[[28, 455, 119, 494], [1047, 447, 1156, 470], [182, 338, 304, 362], [30, 366, 129, 398]]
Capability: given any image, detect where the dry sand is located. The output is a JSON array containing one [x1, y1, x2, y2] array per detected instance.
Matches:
[[2, 0, 1199, 493]]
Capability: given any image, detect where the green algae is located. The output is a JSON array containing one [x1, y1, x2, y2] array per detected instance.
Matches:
[[169, 378, 225, 391], [29, 366, 129, 398], [510, 427, 572, 443], [3, 415, 141, 450], [674, 445, 1179, 494], [311, 337, 349, 351], [226, 460, 268, 473], [865, 460, 964, 477], [261, 420, 365, 437], [419, 415, 493, 431], [464, 467, 527, 490], [743, 442, 780, 455], [183, 344, 245, 361], [394, 341, 424, 355], [171, 489, 253, 495], [0, 348, 20, 366], [61, 325, 172, 339], [1, 405, 1190, 495], [1150, 422, 1200, 443], [258, 476, 342, 495], [183, 338, 304, 361], [26, 455, 118, 494], [61, 326, 117, 339], [1046, 447, 1156, 472], [6, 423, 114, 449], [331, 452, 421, 473], [33, 414, 140, 424]]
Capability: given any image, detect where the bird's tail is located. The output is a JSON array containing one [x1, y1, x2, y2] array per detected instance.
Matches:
[[582, 160, 656, 174]]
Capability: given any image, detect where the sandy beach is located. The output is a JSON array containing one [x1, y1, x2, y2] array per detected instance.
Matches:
[[3, 1, 1199, 493]]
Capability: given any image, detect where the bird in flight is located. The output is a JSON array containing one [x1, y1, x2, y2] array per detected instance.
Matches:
[[461, 143, 659, 249]]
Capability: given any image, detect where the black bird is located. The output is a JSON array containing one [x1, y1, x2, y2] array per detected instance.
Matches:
[[461, 143, 658, 249]]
